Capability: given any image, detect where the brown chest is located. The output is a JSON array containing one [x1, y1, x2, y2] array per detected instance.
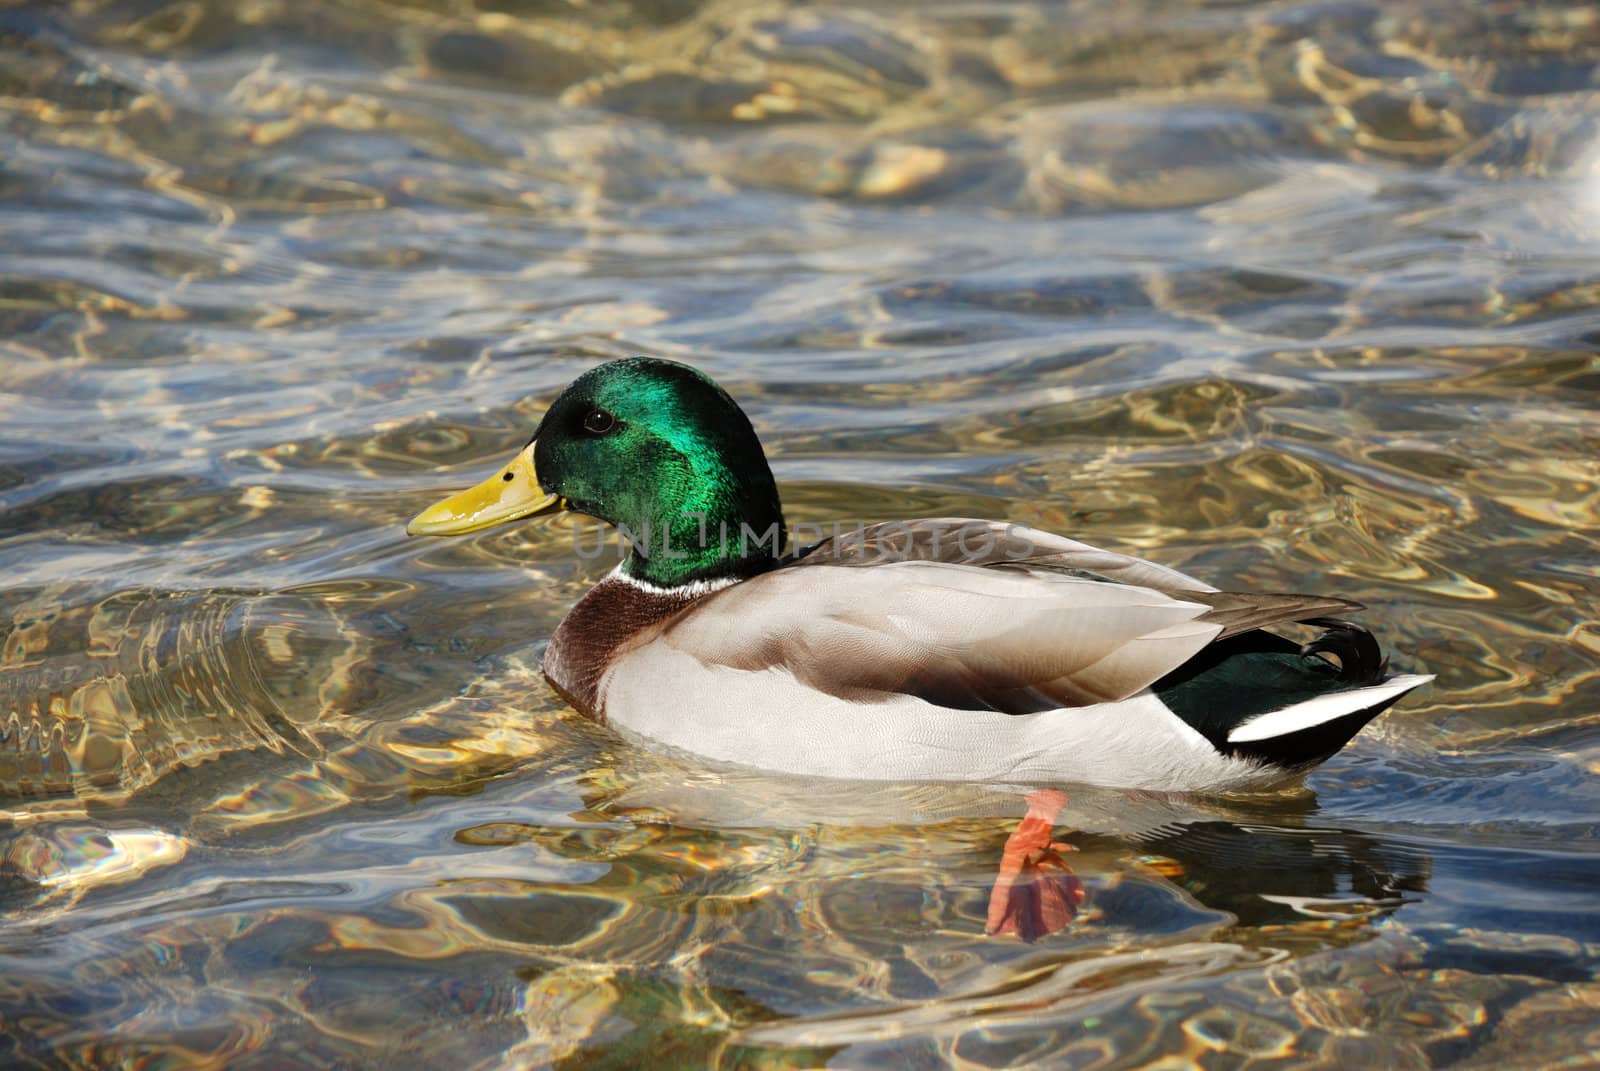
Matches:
[[542, 576, 706, 721]]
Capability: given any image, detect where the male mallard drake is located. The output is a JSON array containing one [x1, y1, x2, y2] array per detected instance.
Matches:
[[408, 357, 1430, 794]]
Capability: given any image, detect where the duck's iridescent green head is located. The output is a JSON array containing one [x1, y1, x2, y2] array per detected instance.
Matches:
[[408, 358, 786, 587]]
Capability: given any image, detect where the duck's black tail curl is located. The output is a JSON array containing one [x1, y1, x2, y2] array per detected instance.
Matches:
[[1300, 618, 1386, 685], [1154, 616, 1409, 772]]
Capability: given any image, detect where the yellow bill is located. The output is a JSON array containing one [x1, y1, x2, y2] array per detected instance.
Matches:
[[406, 443, 564, 536]]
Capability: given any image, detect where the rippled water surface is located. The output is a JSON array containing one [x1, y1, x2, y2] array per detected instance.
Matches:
[[3, 0, 1600, 1066]]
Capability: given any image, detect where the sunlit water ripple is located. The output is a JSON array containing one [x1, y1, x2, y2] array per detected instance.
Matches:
[[2, 0, 1599, 1067]]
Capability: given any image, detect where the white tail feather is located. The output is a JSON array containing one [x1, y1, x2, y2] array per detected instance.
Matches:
[[1227, 675, 1433, 744]]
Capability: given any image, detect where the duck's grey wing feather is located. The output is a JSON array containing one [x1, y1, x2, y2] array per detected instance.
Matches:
[[790, 518, 1219, 593], [648, 559, 1224, 710], [1184, 590, 1365, 640], [790, 519, 1363, 640]]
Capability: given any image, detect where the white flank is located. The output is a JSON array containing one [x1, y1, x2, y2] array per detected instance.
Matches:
[[1226, 674, 1434, 744], [601, 653, 1284, 793]]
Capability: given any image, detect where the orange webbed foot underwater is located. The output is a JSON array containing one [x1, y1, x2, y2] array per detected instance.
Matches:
[[986, 789, 1085, 941]]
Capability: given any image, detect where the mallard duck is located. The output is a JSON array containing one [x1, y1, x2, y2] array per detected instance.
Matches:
[[408, 357, 1430, 794]]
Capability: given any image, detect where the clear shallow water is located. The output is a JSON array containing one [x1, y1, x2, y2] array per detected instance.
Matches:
[[2, 0, 1599, 1066]]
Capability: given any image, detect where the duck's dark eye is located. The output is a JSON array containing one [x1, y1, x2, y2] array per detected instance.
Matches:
[[582, 408, 616, 435]]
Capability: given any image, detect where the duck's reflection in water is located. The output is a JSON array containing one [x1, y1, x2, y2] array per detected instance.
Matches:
[[480, 762, 1437, 1062], [578, 756, 1431, 944]]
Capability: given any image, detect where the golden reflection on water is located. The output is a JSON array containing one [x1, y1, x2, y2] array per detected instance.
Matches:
[[2, 0, 1600, 1066]]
